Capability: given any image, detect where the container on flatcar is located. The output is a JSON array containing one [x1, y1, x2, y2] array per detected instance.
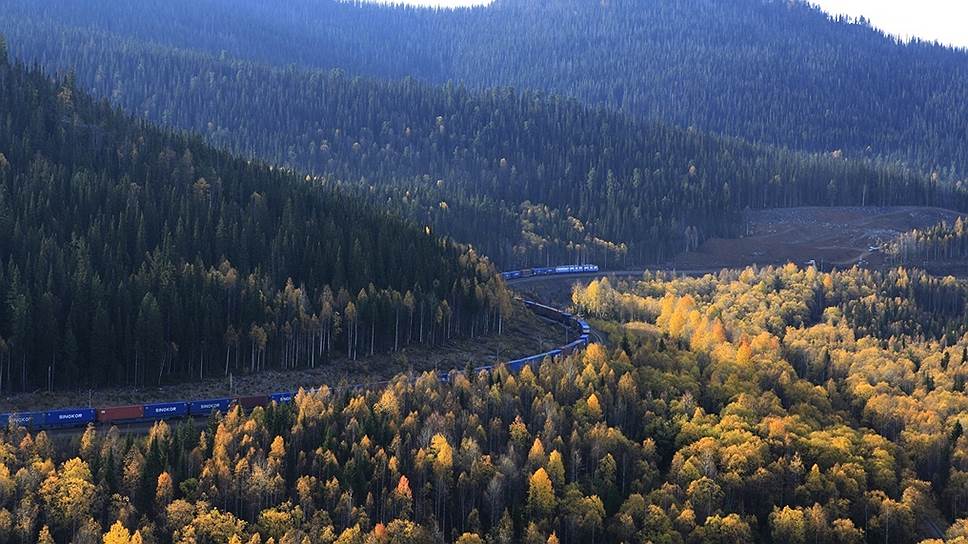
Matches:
[[45, 408, 95, 427], [97, 405, 145, 423], [144, 402, 189, 419], [270, 391, 295, 404], [525, 300, 569, 322], [560, 339, 584, 356], [190, 398, 232, 416], [506, 359, 527, 372], [234, 395, 269, 410], [0, 412, 44, 429]]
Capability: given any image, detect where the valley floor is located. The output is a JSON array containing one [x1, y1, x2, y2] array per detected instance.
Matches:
[[673, 206, 963, 271]]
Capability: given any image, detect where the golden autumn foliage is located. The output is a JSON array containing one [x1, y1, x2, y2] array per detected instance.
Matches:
[[1, 263, 966, 544], [394, 475, 412, 500], [547, 450, 565, 487], [586, 393, 603, 420], [583, 342, 607, 368], [528, 438, 546, 468], [527, 468, 555, 516], [430, 434, 453, 477], [103, 521, 135, 544]]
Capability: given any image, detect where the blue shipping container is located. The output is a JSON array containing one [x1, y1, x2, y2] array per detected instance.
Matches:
[[45, 408, 95, 427], [190, 398, 232, 416], [270, 392, 295, 404], [144, 402, 189, 419], [0, 412, 44, 428]]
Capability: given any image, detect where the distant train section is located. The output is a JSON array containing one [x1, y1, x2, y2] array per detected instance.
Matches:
[[500, 264, 599, 281], [1, 266, 597, 432]]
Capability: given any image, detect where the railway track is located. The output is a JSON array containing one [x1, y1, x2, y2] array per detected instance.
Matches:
[[504, 267, 722, 286], [5, 266, 604, 436]]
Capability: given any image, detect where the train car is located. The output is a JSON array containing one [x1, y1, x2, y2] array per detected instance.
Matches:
[[524, 300, 572, 323], [507, 349, 562, 372], [560, 337, 590, 356], [559, 340, 581, 356], [502, 264, 600, 281], [270, 391, 295, 404], [97, 405, 145, 423], [557, 264, 599, 274], [45, 408, 96, 428], [0, 412, 45, 429], [235, 395, 269, 410], [190, 398, 232, 416], [12, 273, 597, 432], [144, 402, 189, 419], [505, 358, 527, 373]]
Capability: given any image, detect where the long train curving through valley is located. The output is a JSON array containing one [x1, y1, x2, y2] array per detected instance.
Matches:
[[0, 265, 599, 432]]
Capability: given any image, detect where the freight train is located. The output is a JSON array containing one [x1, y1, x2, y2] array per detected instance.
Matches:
[[0, 267, 596, 432], [500, 264, 599, 281]]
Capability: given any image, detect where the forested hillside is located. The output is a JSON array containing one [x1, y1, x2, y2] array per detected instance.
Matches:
[[2, 266, 967, 543], [3, 0, 968, 177], [890, 218, 968, 264], [571, 265, 968, 542], [0, 44, 508, 393], [0, 29, 958, 266]]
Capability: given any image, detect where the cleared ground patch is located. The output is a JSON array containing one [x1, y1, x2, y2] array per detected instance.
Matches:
[[673, 206, 964, 270]]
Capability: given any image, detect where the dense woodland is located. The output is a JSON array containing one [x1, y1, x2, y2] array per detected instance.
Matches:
[[3, 1, 968, 541], [0, 28, 961, 266], [573, 265, 968, 541], [3, 0, 968, 178], [0, 45, 510, 393], [890, 218, 968, 264], [1, 267, 967, 543]]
